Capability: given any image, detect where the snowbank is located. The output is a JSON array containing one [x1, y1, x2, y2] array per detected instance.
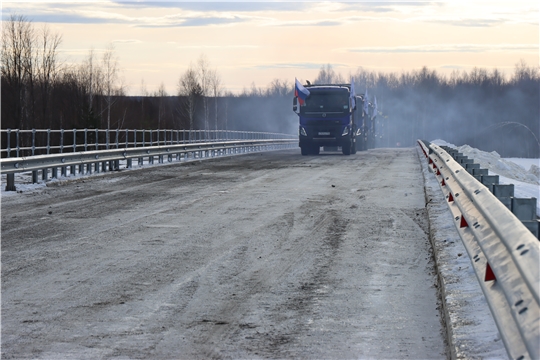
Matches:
[[431, 139, 540, 214], [431, 139, 539, 185]]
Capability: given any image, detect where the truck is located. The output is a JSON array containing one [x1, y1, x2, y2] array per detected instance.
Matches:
[[355, 94, 377, 152], [293, 80, 376, 155]]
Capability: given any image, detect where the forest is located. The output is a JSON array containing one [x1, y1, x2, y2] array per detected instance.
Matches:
[[2, 15, 539, 157]]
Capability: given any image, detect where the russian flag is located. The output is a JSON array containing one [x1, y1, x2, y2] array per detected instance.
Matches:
[[295, 78, 310, 105]]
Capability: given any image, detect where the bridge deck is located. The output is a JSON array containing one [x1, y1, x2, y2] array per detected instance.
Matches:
[[1, 148, 446, 359]]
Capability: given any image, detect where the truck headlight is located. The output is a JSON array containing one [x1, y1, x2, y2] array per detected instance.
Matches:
[[341, 127, 349, 136], [299, 126, 307, 136]]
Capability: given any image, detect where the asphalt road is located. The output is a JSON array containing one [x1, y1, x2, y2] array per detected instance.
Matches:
[[1, 148, 446, 359]]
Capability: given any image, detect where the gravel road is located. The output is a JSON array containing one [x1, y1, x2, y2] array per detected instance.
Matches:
[[1, 148, 446, 359]]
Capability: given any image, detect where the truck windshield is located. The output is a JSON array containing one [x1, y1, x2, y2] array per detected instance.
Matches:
[[302, 90, 349, 113]]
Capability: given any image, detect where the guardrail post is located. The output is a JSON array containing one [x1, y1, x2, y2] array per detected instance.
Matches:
[[481, 175, 499, 189], [512, 198, 537, 221], [32, 129, 36, 156], [47, 129, 51, 154], [42, 168, 48, 181], [492, 184, 514, 209], [60, 129, 64, 154], [32, 170, 38, 183], [6, 128, 11, 158], [52, 167, 58, 179], [472, 168, 488, 181], [127, 158, 132, 168], [5, 174, 16, 191], [73, 129, 77, 153], [61, 165, 67, 177], [465, 163, 480, 174], [16, 129, 20, 157]]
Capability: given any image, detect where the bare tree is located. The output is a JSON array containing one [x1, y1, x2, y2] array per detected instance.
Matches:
[[76, 49, 103, 128], [155, 82, 167, 129], [314, 64, 344, 84], [101, 44, 119, 144], [139, 78, 148, 128], [1, 14, 34, 129], [209, 68, 222, 130], [178, 64, 202, 130], [267, 78, 291, 97], [37, 24, 62, 128], [197, 54, 211, 130]]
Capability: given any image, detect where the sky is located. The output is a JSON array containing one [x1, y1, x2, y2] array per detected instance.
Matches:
[[2, 1, 538, 95]]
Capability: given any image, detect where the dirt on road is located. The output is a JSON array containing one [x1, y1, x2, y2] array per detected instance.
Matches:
[[1, 148, 446, 359]]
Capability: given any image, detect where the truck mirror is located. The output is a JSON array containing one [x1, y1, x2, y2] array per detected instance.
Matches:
[[293, 97, 299, 113]]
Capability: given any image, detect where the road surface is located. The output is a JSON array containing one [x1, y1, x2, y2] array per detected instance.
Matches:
[[1, 148, 446, 359]]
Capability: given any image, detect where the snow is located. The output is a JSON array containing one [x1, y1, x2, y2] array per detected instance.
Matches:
[[431, 139, 540, 215], [1, 152, 242, 197]]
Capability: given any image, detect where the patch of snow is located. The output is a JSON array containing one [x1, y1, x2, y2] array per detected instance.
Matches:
[[431, 140, 540, 215], [454, 145, 539, 185], [505, 158, 540, 172], [498, 175, 540, 215], [431, 139, 456, 148]]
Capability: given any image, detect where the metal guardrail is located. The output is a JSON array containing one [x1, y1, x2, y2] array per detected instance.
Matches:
[[1, 128, 294, 158], [418, 140, 540, 360], [1, 138, 297, 190]]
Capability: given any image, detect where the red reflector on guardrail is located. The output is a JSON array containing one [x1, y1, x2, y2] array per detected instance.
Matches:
[[485, 263, 496, 281]]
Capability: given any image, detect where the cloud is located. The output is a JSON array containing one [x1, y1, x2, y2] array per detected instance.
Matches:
[[425, 17, 507, 27], [251, 62, 347, 70], [114, 2, 307, 12], [112, 39, 142, 44], [1, 3, 259, 28], [137, 16, 248, 28], [1, 3, 135, 24], [174, 44, 259, 49], [339, 2, 434, 13], [345, 44, 539, 54], [266, 14, 392, 27]]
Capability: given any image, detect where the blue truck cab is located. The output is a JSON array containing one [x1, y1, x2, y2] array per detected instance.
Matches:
[[293, 84, 357, 155]]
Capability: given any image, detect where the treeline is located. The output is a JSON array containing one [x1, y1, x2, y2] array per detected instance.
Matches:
[[340, 63, 540, 157], [0, 15, 295, 136], [2, 15, 539, 157]]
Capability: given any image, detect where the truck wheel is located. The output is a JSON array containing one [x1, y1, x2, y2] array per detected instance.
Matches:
[[351, 139, 357, 154], [301, 146, 309, 156], [342, 140, 351, 155]]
